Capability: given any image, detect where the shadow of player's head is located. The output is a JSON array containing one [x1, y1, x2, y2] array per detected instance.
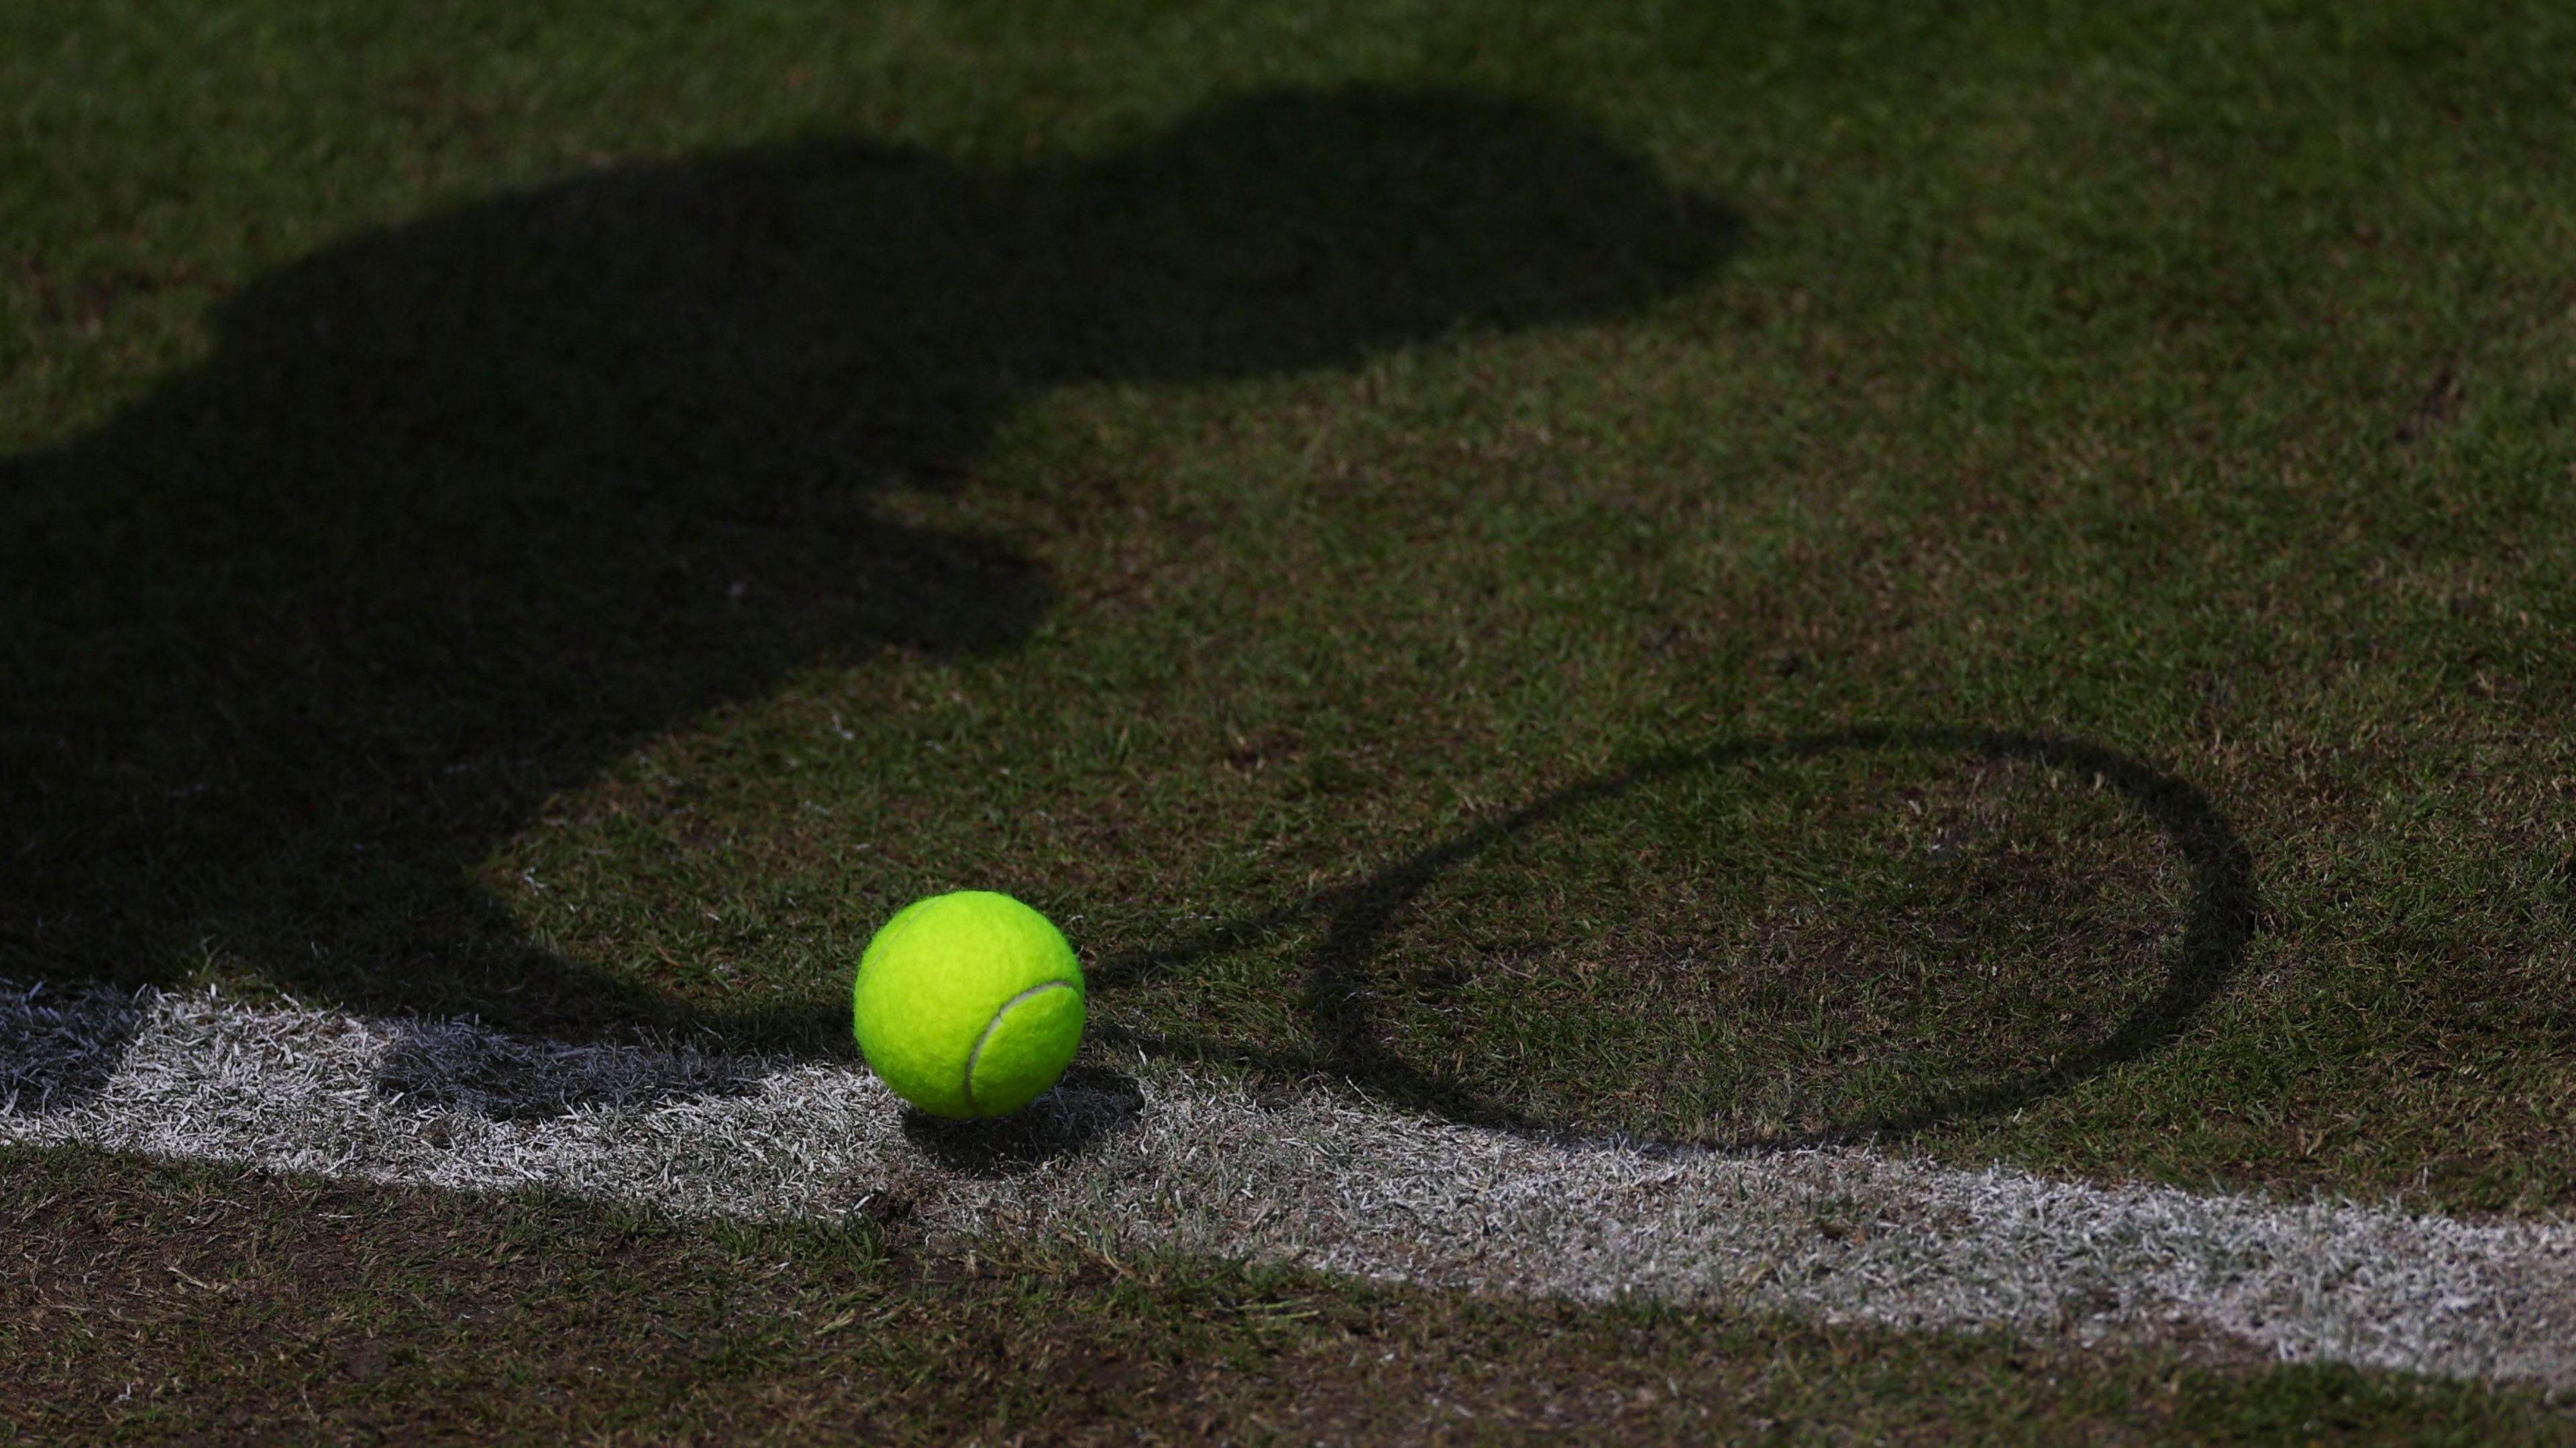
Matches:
[[167, 85, 1733, 490]]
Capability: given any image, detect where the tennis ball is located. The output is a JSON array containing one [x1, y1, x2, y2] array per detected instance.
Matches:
[[851, 890, 1085, 1119]]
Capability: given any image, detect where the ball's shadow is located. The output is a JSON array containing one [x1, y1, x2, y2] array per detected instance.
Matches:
[[899, 1066, 1146, 1177]]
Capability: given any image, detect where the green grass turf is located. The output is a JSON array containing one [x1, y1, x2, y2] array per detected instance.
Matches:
[[7, 1146, 2569, 1445], [6, 0, 2576, 1231]]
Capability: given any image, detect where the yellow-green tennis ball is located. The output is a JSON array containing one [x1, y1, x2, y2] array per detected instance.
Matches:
[[851, 890, 1085, 1119]]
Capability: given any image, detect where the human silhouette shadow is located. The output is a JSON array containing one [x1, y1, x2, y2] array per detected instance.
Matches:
[[0, 88, 1736, 1052]]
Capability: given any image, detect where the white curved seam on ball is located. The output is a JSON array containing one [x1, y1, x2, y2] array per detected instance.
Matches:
[[959, 980, 1077, 1113]]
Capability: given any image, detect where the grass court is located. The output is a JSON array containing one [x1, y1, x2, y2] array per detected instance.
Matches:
[[5, 1, 2575, 1439]]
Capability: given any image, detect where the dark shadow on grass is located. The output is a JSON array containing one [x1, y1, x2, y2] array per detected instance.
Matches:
[[0, 981, 146, 1115], [1090, 726, 2258, 1150], [372, 1017, 774, 1121], [0, 87, 1736, 1097]]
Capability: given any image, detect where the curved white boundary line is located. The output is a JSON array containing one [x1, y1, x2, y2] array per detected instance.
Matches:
[[5, 980, 2571, 1387]]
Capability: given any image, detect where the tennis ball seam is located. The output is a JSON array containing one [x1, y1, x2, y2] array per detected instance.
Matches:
[[960, 980, 1079, 1113]]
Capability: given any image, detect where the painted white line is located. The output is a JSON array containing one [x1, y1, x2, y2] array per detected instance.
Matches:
[[5, 979, 2573, 1386]]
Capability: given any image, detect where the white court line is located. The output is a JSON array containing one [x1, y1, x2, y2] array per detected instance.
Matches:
[[4, 979, 2573, 1388]]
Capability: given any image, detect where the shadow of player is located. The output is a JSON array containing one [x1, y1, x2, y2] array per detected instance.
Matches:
[[0, 88, 1737, 1055]]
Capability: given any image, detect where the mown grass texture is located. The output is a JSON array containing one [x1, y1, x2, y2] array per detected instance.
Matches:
[[7, 1148, 2569, 1445], [5, 0, 2573, 1220]]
